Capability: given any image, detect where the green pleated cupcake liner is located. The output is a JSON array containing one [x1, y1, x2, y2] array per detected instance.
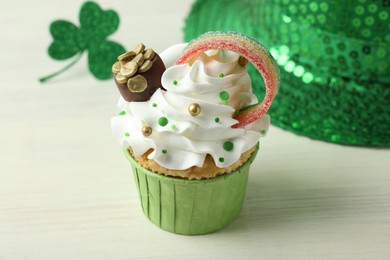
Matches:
[[124, 146, 259, 235], [184, 0, 390, 146]]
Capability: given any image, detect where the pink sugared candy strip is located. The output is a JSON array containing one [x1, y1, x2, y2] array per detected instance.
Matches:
[[176, 31, 280, 128]]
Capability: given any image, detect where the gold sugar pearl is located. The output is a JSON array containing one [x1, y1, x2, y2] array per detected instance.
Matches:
[[118, 51, 136, 62], [238, 56, 248, 66], [188, 103, 201, 116], [133, 43, 145, 55], [127, 75, 147, 93], [142, 126, 152, 137]]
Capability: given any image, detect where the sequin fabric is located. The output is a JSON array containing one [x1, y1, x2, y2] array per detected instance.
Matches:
[[184, 0, 390, 146]]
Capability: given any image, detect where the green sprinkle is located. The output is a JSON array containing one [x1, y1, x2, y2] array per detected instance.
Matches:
[[171, 124, 177, 130], [214, 117, 220, 123], [119, 111, 126, 116], [158, 117, 168, 127], [223, 141, 234, 152], [124, 132, 130, 137], [219, 157, 225, 163], [162, 149, 168, 154], [152, 103, 157, 108], [261, 129, 267, 135], [219, 91, 229, 101], [219, 73, 225, 78], [173, 80, 178, 85]]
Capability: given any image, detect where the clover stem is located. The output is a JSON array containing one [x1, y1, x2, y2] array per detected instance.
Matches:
[[39, 52, 84, 83]]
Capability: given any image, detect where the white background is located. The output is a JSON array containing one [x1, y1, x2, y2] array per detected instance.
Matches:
[[0, 0, 389, 259]]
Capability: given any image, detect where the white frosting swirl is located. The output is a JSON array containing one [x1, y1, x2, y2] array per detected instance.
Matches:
[[111, 44, 270, 170]]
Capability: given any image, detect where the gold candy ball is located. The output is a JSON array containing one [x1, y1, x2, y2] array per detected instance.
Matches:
[[188, 103, 201, 117], [142, 126, 153, 137]]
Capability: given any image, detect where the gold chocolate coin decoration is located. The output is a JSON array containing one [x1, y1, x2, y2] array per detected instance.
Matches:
[[133, 43, 145, 55], [139, 60, 153, 73], [112, 61, 123, 74], [115, 73, 128, 84], [238, 56, 248, 66], [188, 103, 201, 116], [142, 126, 152, 137], [133, 53, 145, 66], [113, 42, 165, 102], [118, 51, 135, 62], [143, 49, 155, 60], [120, 61, 138, 77], [127, 75, 147, 93]]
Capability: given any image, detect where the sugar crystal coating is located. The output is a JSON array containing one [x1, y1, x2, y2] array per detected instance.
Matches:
[[176, 31, 280, 128]]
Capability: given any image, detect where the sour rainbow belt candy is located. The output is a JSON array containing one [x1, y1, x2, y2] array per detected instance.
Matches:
[[176, 31, 280, 128]]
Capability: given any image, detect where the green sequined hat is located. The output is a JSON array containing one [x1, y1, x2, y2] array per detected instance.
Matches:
[[184, 0, 390, 146]]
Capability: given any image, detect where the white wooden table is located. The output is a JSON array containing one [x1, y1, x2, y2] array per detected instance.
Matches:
[[1, 1, 389, 259]]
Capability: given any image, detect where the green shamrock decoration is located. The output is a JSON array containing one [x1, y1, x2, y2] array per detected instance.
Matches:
[[39, 1, 126, 82]]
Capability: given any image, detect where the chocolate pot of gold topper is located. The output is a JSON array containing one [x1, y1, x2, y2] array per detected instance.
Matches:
[[112, 43, 166, 102]]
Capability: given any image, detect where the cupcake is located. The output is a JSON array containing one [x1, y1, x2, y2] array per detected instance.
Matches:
[[111, 32, 280, 235]]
